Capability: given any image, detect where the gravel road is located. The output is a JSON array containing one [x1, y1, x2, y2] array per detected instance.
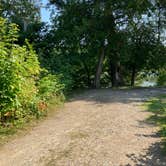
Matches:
[[0, 88, 166, 166]]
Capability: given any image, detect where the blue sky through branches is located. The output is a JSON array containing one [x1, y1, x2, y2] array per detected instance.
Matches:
[[41, 0, 51, 23]]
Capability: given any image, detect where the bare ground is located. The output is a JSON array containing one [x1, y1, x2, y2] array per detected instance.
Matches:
[[0, 88, 166, 166]]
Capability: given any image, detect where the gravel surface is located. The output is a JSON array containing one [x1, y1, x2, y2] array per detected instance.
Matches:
[[0, 88, 166, 166]]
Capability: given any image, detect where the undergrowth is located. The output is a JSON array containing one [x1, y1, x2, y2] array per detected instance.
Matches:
[[0, 17, 68, 144]]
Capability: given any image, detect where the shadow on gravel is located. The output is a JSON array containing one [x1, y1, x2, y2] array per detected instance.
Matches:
[[69, 88, 166, 104], [135, 133, 160, 138], [69, 88, 166, 166], [125, 142, 166, 166], [125, 94, 166, 166]]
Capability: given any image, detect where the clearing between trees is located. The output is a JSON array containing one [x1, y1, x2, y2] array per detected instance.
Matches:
[[0, 88, 166, 166]]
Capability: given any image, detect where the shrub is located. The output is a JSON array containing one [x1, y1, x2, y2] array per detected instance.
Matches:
[[38, 74, 65, 101], [0, 18, 40, 123], [0, 17, 65, 125]]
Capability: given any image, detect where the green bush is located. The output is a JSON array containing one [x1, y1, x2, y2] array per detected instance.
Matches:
[[0, 18, 40, 122], [0, 17, 65, 125], [38, 74, 65, 100]]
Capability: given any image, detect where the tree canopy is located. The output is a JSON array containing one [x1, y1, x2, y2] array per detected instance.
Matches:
[[43, 0, 165, 88]]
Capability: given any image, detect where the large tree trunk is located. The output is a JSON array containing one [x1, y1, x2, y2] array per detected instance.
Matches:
[[110, 59, 124, 87], [131, 65, 136, 87], [23, 20, 28, 32], [94, 47, 105, 88]]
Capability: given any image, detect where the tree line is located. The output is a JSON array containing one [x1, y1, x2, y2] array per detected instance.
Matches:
[[46, 0, 166, 88], [1, 0, 165, 88]]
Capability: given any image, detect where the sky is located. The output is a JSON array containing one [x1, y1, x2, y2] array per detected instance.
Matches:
[[40, 0, 51, 23]]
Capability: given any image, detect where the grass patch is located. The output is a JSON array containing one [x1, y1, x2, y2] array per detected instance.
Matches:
[[146, 94, 166, 151]]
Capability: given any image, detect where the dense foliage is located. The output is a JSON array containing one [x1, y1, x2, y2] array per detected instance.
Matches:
[[0, 17, 65, 125], [42, 0, 165, 88]]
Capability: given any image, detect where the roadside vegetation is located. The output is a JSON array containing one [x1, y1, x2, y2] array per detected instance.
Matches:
[[0, 17, 66, 141], [146, 95, 166, 151]]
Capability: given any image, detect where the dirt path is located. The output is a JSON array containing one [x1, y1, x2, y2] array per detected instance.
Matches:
[[0, 88, 166, 166]]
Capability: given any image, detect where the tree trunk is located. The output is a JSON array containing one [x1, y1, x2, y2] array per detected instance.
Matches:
[[110, 62, 117, 87], [82, 61, 91, 87], [23, 20, 28, 32], [94, 47, 105, 88], [110, 60, 124, 87], [131, 66, 136, 87]]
